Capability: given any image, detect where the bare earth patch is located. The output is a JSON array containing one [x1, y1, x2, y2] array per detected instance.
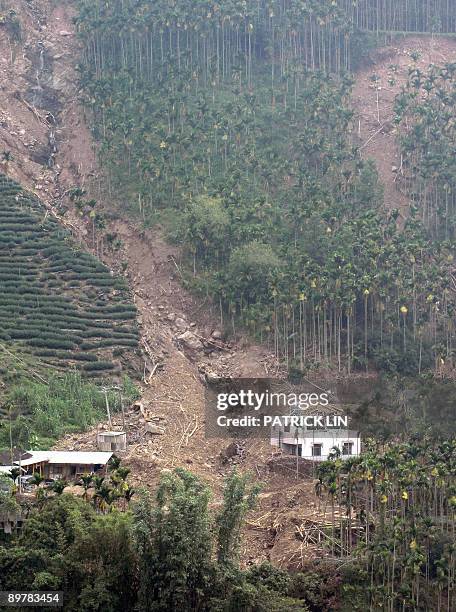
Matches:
[[352, 35, 456, 216], [2, 4, 456, 566]]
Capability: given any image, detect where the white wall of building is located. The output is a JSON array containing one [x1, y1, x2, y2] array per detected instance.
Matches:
[[271, 428, 361, 461]]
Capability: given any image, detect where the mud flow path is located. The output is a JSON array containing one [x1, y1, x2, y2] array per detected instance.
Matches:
[[2, 3, 455, 566]]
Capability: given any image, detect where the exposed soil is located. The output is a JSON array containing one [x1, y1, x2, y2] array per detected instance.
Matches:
[[2, 2, 456, 568], [352, 35, 456, 216], [0, 0, 298, 567]]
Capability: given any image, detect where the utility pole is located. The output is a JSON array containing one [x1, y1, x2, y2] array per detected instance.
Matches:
[[118, 389, 127, 441], [102, 387, 112, 429]]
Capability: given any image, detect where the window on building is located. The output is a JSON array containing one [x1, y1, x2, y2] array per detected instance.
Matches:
[[312, 443, 322, 457], [342, 442, 354, 456]]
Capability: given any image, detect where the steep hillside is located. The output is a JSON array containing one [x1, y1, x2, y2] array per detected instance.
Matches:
[[0, 174, 139, 385], [0, 0, 275, 466], [352, 35, 456, 215], [74, 0, 456, 380], [1, 0, 455, 577]]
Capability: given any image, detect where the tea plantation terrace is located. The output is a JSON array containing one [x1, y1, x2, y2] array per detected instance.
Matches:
[[0, 175, 139, 379]]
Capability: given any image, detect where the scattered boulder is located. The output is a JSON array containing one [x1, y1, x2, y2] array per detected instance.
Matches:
[[59, 30, 72, 37], [177, 330, 203, 351], [205, 370, 219, 383], [132, 401, 147, 419], [211, 330, 223, 339], [174, 317, 187, 330], [198, 364, 219, 384], [220, 441, 246, 464], [145, 423, 165, 435]]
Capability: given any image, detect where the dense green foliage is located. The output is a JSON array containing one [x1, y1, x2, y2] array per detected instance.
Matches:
[[2, 456, 452, 610], [0, 469, 324, 611], [396, 62, 456, 240], [77, 1, 456, 375], [76, 0, 456, 91], [0, 372, 138, 450], [0, 175, 139, 379], [0, 495, 137, 610], [346, 0, 456, 33], [316, 438, 456, 610]]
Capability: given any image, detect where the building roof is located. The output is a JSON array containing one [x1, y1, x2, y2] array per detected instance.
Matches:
[[97, 431, 126, 437], [0, 465, 26, 474], [0, 465, 15, 474], [15, 451, 113, 467], [272, 430, 360, 439]]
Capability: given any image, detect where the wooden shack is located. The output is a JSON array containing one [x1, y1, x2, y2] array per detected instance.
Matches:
[[15, 451, 113, 480]]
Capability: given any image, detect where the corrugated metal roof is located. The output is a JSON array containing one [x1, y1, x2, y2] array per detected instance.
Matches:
[[15, 451, 113, 467], [0, 465, 15, 473]]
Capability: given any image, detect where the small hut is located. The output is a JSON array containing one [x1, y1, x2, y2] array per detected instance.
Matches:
[[97, 431, 127, 452]]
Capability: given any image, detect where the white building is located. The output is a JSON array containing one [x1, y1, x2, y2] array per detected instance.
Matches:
[[271, 423, 361, 461]]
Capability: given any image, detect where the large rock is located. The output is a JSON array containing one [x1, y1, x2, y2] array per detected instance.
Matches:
[[220, 441, 246, 464], [145, 423, 165, 435], [177, 330, 203, 351]]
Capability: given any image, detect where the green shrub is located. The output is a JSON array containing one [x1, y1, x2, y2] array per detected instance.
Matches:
[[0, 175, 138, 377], [27, 338, 76, 350], [83, 361, 115, 371], [245, 562, 291, 595]]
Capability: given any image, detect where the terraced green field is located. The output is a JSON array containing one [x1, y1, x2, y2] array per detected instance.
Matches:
[[0, 175, 139, 384]]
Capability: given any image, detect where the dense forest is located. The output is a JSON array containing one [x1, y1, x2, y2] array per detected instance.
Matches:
[[396, 63, 456, 240], [0, 467, 328, 612], [1, 1, 456, 611], [316, 438, 456, 610], [76, 0, 456, 376], [1, 443, 454, 611]]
